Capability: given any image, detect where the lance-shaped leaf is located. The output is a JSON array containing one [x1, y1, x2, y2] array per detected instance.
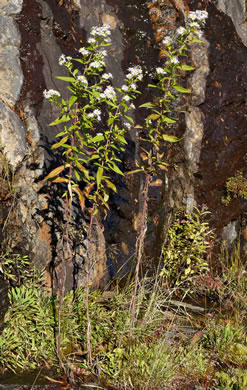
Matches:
[[178, 64, 195, 71], [126, 168, 143, 175], [72, 186, 85, 211], [163, 116, 177, 124], [51, 135, 69, 149], [76, 162, 90, 179], [162, 134, 181, 142], [174, 85, 191, 93], [49, 115, 71, 126], [147, 113, 160, 121], [52, 177, 69, 183], [105, 179, 117, 192], [96, 166, 103, 189], [139, 102, 157, 109], [69, 95, 77, 107], [88, 134, 104, 143], [43, 165, 66, 181], [56, 76, 76, 82], [85, 182, 95, 197], [109, 162, 124, 176], [97, 193, 109, 210]]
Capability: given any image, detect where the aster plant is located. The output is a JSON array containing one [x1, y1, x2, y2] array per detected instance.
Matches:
[[43, 9, 208, 361]]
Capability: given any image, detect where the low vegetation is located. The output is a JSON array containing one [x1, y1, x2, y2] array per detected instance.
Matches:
[[0, 217, 247, 389]]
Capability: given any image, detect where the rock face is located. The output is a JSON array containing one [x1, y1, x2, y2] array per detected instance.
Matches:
[[0, 0, 247, 295], [217, 0, 247, 47]]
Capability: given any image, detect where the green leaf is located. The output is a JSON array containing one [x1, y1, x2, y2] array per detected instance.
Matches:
[[96, 166, 103, 189], [174, 85, 191, 93], [56, 76, 75, 82], [109, 162, 124, 176], [51, 135, 69, 149], [49, 115, 71, 126], [69, 95, 77, 107], [72, 187, 85, 210], [162, 134, 181, 142], [147, 113, 160, 121], [123, 115, 134, 124], [89, 134, 104, 143], [126, 168, 143, 175], [178, 64, 195, 71], [115, 135, 127, 144], [139, 102, 157, 109], [105, 179, 117, 192], [52, 177, 69, 183], [163, 116, 177, 124], [43, 165, 66, 181]]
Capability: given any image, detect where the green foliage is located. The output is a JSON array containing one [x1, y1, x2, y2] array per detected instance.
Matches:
[[0, 285, 55, 372], [216, 369, 247, 390], [222, 171, 247, 205], [0, 250, 44, 287], [161, 208, 214, 287]]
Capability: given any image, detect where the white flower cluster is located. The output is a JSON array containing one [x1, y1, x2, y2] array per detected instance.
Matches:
[[43, 89, 60, 99], [102, 73, 113, 80], [124, 122, 131, 130], [99, 49, 107, 57], [126, 66, 143, 81], [100, 85, 116, 100], [58, 54, 72, 66], [156, 67, 167, 75], [89, 60, 104, 69], [176, 26, 186, 36], [88, 108, 101, 121], [162, 36, 172, 46], [121, 83, 137, 92], [88, 24, 112, 44], [188, 10, 208, 22], [79, 47, 89, 56], [77, 75, 88, 87]]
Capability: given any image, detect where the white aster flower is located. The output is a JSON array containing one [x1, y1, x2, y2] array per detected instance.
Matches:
[[188, 11, 197, 20], [104, 85, 116, 100], [128, 65, 142, 77], [162, 36, 172, 46], [89, 61, 102, 69], [121, 85, 129, 91], [79, 47, 89, 56], [99, 49, 107, 57], [170, 57, 179, 64], [156, 67, 166, 75], [196, 10, 208, 21], [123, 95, 130, 102], [124, 122, 131, 130], [88, 37, 96, 44], [58, 54, 66, 65], [130, 83, 137, 90], [77, 75, 88, 86], [43, 89, 60, 99], [188, 21, 200, 29], [176, 26, 186, 35], [102, 73, 113, 80], [93, 108, 101, 116]]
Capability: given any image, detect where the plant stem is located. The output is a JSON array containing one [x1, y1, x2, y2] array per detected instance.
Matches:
[[130, 172, 150, 332], [85, 209, 94, 366]]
